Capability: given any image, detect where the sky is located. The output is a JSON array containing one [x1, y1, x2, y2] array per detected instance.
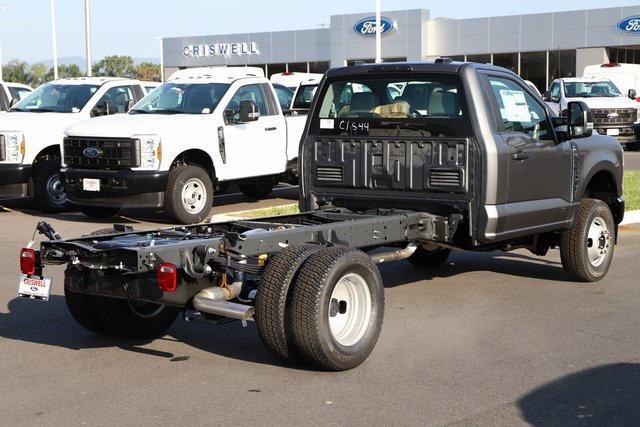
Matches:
[[1, 0, 640, 64]]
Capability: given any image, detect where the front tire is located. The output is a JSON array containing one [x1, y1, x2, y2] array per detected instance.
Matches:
[[165, 165, 213, 224], [32, 159, 69, 212], [290, 247, 384, 371], [560, 198, 615, 282]]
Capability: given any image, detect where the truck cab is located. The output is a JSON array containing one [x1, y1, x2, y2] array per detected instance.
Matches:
[[543, 77, 640, 149], [61, 67, 308, 224], [0, 81, 32, 112], [0, 77, 146, 211], [289, 77, 320, 114]]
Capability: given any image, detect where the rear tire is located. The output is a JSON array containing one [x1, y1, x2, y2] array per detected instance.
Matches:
[[239, 178, 275, 199], [32, 159, 69, 213], [560, 198, 615, 282], [165, 165, 213, 224], [290, 247, 384, 371], [407, 244, 452, 267], [91, 297, 179, 340], [64, 275, 109, 335], [80, 206, 121, 219], [254, 244, 322, 362]]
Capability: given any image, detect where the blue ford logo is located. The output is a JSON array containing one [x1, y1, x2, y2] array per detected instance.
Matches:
[[83, 147, 102, 158], [353, 16, 395, 37], [617, 16, 640, 34]]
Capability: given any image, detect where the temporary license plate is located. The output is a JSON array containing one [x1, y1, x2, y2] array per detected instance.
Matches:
[[607, 128, 620, 136], [83, 178, 100, 192], [17, 274, 53, 301]]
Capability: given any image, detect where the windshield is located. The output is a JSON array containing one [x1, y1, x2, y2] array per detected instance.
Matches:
[[312, 74, 472, 137], [563, 81, 622, 98], [8, 86, 31, 101], [11, 83, 99, 113], [130, 82, 230, 114], [292, 84, 318, 109]]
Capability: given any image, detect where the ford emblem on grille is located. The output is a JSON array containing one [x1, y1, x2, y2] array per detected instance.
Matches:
[[607, 112, 620, 119], [83, 147, 102, 158]]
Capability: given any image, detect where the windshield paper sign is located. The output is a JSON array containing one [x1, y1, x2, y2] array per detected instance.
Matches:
[[617, 16, 640, 34]]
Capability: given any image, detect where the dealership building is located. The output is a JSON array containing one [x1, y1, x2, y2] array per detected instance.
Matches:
[[161, 5, 640, 92]]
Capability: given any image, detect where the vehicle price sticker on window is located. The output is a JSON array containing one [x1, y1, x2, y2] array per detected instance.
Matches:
[[499, 89, 531, 122], [17, 274, 53, 301], [320, 119, 335, 129], [83, 178, 100, 192]]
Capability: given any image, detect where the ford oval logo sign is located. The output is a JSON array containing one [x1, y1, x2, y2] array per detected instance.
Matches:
[[83, 147, 102, 158], [353, 16, 395, 37], [617, 16, 640, 34]]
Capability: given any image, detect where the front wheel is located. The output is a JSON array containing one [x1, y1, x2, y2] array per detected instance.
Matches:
[[165, 165, 214, 224], [560, 198, 615, 282], [32, 159, 69, 212], [289, 247, 384, 371]]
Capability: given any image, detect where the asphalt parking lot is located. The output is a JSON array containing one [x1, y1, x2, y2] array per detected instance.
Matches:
[[1, 173, 640, 425]]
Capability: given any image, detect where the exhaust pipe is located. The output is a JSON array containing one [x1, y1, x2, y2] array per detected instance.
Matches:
[[192, 269, 254, 321], [370, 243, 418, 264]]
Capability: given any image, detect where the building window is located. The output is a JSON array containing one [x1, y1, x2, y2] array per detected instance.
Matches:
[[607, 47, 640, 64], [493, 53, 518, 73], [309, 61, 330, 74], [548, 50, 576, 81], [520, 51, 547, 93], [267, 63, 286, 78], [448, 55, 465, 61], [466, 54, 491, 64], [287, 62, 308, 73]]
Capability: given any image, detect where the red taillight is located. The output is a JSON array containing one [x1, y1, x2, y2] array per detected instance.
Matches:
[[20, 248, 37, 275], [157, 263, 177, 292]]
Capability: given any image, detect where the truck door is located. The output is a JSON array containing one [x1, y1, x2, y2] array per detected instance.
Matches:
[[483, 74, 573, 237], [222, 83, 287, 180]]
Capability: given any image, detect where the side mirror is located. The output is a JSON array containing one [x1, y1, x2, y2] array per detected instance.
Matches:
[[8, 98, 18, 108], [124, 99, 135, 113], [629, 89, 637, 100], [91, 101, 117, 117], [567, 101, 593, 139], [223, 109, 237, 124], [543, 91, 551, 102], [239, 100, 260, 122]]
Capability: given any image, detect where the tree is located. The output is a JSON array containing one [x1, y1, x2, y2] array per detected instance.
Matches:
[[92, 55, 136, 78], [135, 62, 160, 81], [45, 64, 82, 81], [28, 63, 48, 87], [1, 59, 29, 84]]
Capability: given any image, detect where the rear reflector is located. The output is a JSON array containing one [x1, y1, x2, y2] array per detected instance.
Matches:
[[157, 263, 177, 292], [20, 248, 37, 275]]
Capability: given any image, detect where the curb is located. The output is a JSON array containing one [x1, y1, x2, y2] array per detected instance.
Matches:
[[621, 209, 640, 226]]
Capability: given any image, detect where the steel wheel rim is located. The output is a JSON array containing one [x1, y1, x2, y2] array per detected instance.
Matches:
[[181, 178, 207, 214], [46, 173, 67, 204], [587, 216, 611, 268], [328, 272, 372, 347], [127, 301, 165, 318]]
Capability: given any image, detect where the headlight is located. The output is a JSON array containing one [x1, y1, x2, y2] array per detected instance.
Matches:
[[133, 135, 161, 170], [0, 131, 25, 163]]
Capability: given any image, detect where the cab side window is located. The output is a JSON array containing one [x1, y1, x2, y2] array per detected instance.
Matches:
[[227, 84, 269, 119], [487, 76, 553, 141], [549, 81, 561, 102], [97, 86, 135, 113]]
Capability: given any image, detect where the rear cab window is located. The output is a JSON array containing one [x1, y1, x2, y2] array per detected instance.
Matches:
[[310, 73, 473, 138]]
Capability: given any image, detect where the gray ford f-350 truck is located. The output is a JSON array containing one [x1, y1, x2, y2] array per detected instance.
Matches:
[[20, 60, 624, 371]]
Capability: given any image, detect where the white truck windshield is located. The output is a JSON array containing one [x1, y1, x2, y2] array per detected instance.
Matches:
[[130, 82, 230, 114], [11, 84, 99, 113], [564, 81, 622, 98]]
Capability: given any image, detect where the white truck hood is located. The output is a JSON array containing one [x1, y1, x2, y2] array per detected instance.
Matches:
[[567, 96, 639, 109], [66, 113, 215, 138]]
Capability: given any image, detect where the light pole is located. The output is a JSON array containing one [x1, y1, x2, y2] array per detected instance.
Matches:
[[375, 0, 381, 63], [155, 37, 164, 82], [84, 0, 92, 76], [50, 0, 58, 79], [0, 6, 6, 81]]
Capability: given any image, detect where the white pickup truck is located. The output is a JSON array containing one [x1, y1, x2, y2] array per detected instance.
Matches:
[[0, 77, 147, 211], [61, 67, 308, 224], [544, 77, 640, 149], [0, 81, 32, 111]]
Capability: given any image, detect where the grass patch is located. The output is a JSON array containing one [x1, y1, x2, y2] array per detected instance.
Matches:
[[625, 171, 640, 211], [231, 203, 299, 219]]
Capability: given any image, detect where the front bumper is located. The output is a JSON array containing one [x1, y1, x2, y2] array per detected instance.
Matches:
[[594, 124, 640, 144], [0, 164, 32, 198], [62, 168, 169, 208]]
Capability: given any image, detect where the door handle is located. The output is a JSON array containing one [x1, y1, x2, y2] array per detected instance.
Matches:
[[265, 127, 277, 131], [512, 150, 530, 161]]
